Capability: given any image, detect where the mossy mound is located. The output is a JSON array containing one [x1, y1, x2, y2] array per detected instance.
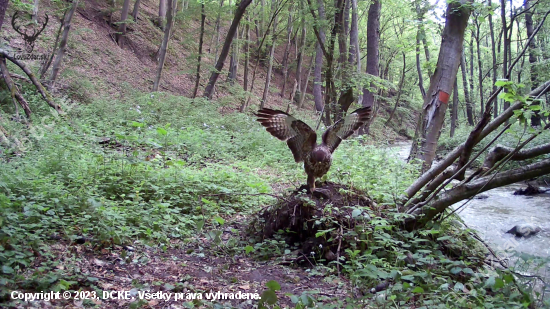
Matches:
[[249, 182, 377, 260]]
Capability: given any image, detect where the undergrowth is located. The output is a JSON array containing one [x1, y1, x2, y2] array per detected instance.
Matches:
[[0, 92, 546, 308]]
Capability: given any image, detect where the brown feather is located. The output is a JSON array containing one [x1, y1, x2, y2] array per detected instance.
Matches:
[[256, 108, 317, 162], [322, 107, 372, 152]]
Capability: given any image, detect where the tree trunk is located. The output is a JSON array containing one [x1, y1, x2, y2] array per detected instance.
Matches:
[[243, 14, 250, 92], [460, 52, 474, 125], [450, 79, 458, 137], [280, 13, 293, 97], [475, 17, 484, 115], [227, 4, 239, 85], [501, 0, 510, 112], [526, 0, 540, 127], [468, 36, 475, 106], [385, 52, 406, 125], [49, 0, 79, 87], [359, 0, 380, 133], [32, 0, 39, 23], [488, 0, 498, 118], [203, 0, 253, 100], [132, 0, 141, 21], [293, 19, 306, 102], [417, 0, 472, 171], [108, 0, 115, 28], [159, 0, 167, 30], [349, 0, 360, 105], [361, 0, 380, 110], [0, 57, 32, 118], [116, 0, 131, 46], [152, 0, 176, 92], [415, 26, 426, 99], [40, 10, 65, 79], [210, 0, 225, 63], [192, 3, 205, 98], [337, 0, 347, 66], [298, 57, 314, 109], [312, 0, 326, 112], [260, 1, 278, 108], [260, 40, 276, 108], [0, 0, 8, 31]]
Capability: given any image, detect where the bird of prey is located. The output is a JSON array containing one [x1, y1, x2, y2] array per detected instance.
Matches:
[[256, 107, 372, 191]]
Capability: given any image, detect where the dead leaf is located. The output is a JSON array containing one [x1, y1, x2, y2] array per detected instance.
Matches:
[[93, 258, 106, 267]]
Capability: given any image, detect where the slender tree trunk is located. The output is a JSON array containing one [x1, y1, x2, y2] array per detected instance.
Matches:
[[153, 0, 176, 92], [159, 0, 167, 30], [461, 52, 474, 125], [386, 53, 406, 125], [260, 1, 278, 108], [348, 0, 359, 68], [337, 0, 348, 66], [469, 36, 475, 104], [501, 0, 510, 112], [32, 0, 39, 23], [488, 0, 498, 118], [49, 0, 79, 87], [313, 0, 326, 112], [416, 26, 426, 99], [203, 0, 253, 99], [243, 14, 250, 92], [343, 0, 349, 38], [450, 79, 459, 137], [526, 0, 540, 126], [0, 57, 31, 118], [192, 3, 206, 98], [213, 0, 225, 63], [293, 18, 306, 102], [109, 0, 115, 28], [349, 0, 360, 104], [227, 3, 239, 85], [116, 0, 131, 46], [298, 56, 314, 109], [417, 0, 472, 170], [40, 10, 65, 79], [475, 18, 484, 115], [132, 0, 141, 21], [280, 13, 293, 97], [409, 1, 429, 160], [360, 0, 380, 134], [260, 0, 265, 40], [0, 0, 8, 31]]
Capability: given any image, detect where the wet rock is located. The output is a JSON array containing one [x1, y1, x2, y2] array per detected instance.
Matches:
[[513, 184, 546, 196], [474, 194, 489, 200], [506, 223, 541, 237]]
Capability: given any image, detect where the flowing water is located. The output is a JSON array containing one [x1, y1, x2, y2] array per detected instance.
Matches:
[[387, 142, 550, 278]]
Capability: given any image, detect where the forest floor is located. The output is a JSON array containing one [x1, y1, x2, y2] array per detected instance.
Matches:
[[30, 235, 350, 308]]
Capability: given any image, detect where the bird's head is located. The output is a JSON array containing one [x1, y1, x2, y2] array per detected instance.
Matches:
[[311, 147, 330, 163]]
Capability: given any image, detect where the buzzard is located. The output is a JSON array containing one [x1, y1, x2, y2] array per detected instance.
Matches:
[[256, 107, 372, 191]]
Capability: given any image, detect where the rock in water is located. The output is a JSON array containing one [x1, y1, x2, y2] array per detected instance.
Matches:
[[506, 224, 541, 237], [513, 184, 545, 196]]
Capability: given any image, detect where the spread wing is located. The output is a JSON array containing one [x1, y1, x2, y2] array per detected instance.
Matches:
[[256, 108, 316, 162], [322, 107, 372, 153]]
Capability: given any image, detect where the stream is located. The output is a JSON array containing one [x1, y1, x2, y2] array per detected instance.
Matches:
[[387, 142, 550, 279]]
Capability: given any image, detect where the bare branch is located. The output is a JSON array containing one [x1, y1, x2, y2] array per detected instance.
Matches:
[[0, 49, 61, 112], [483, 143, 550, 169], [406, 158, 550, 229], [405, 79, 550, 199]]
